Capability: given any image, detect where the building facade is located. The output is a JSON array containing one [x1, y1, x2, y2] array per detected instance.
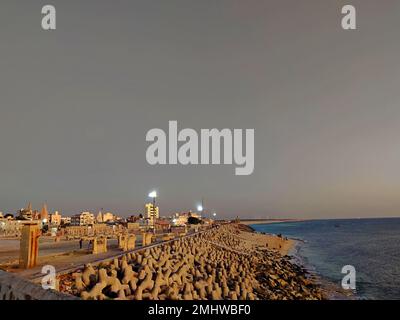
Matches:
[[145, 203, 159, 225], [71, 212, 95, 226], [50, 211, 61, 226], [18, 202, 33, 220], [173, 212, 201, 226], [61, 216, 71, 225]]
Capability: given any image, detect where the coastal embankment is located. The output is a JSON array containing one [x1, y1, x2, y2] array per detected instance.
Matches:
[[58, 223, 323, 300]]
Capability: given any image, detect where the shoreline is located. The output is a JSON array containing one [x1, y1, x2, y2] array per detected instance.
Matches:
[[247, 222, 352, 300]]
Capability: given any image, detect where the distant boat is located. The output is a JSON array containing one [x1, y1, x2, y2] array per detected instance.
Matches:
[[334, 224, 340, 228]]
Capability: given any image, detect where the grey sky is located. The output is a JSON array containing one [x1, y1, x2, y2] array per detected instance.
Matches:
[[1, 0, 400, 219]]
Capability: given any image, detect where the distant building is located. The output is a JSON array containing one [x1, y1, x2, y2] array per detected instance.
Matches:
[[50, 211, 61, 226], [18, 202, 33, 220], [145, 203, 159, 225], [61, 216, 71, 225], [102, 212, 115, 223], [17, 202, 50, 222], [173, 212, 201, 226], [96, 210, 116, 223], [127, 215, 141, 223], [71, 212, 95, 226]]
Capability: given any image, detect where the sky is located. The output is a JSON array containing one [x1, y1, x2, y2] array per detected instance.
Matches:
[[1, 0, 400, 219]]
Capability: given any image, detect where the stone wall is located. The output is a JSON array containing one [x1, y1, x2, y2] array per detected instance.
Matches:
[[0, 270, 78, 300]]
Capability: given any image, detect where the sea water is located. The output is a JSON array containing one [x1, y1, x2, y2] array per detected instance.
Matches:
[[251, 218, 400, 299]]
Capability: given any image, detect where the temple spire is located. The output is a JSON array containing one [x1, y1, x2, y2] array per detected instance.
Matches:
[[97, 208, 104, 223], [40, 202, 49, 220]]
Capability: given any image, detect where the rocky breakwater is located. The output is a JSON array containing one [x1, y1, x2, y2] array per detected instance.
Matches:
[[58, 224, 323, 300]]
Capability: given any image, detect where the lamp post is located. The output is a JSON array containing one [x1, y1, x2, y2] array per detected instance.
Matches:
[[197, 197, 205, 217], [197, 205, 203, 217]]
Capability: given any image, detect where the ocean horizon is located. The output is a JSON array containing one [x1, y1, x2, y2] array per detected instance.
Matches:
[[251, 217, 400, 300]]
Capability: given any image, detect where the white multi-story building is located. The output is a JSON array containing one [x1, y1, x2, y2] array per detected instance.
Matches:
[[71, 211, 95, 226], [145, 203, 159, 225]]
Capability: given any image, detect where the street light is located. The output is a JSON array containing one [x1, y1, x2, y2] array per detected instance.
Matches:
[[148, 191, 157, 198]]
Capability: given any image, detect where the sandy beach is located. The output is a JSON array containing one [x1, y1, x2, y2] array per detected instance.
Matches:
[[236, 224, 295, 256]]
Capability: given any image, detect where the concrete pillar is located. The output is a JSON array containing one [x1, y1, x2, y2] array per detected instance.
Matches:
[[146, 233, 153, 245], [142, 232, 153, 246], [127, 234, 136, 250], [118, 233, 125, 250], [142, 232, 146, 246], [19, 223, 40, 269], [92, 237, 107, 254]]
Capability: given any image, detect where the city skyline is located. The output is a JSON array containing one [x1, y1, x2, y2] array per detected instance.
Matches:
[[0, 198, 213, 219], [1, 1, 400, 219]]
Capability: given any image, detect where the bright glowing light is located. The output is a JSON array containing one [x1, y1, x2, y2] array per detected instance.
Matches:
[[197, 205, 203, 212], [42, 218, 48, 223], [148, 191, 157, 198], [213, 212, 217, 217]]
